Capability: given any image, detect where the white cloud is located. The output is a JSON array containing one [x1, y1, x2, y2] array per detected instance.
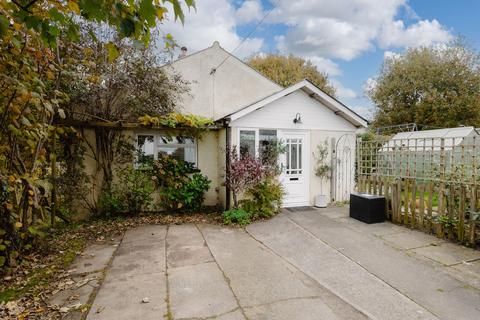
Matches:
[[307, 56, 342, 76], [270, 0, 452, 60], [330, 79, 357, 100], [378, 19, 452, 48], [236, 0, 264, 24], [160, 0, 264, 58], [383, 51, 401, 60], [350, 105, 374, 120]]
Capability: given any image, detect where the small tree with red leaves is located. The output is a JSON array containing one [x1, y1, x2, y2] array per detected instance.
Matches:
[[224, 148, 264, 208]]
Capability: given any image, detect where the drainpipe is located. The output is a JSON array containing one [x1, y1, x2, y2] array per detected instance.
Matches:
[[224, 117, 232, 210]]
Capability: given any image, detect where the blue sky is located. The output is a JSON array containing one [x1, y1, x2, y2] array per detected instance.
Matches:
[[163, 1, 480, 119]]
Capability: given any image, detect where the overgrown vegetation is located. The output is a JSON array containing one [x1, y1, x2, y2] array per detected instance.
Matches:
[[0, 0, 194, 271], [151, 155, 211, 212], [98, 167, 154, 216], [223, 141, 285, 225], [240, 177, 284, 219]]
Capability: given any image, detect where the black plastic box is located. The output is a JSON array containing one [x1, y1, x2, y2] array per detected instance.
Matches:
[[350, 192, 386, 224]]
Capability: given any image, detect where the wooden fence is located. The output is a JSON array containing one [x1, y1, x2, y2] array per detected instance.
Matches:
[[357, 135, 480, 246]]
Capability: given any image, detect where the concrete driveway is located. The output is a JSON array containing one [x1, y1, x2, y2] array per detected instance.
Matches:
[[85, 207, 480, 320]]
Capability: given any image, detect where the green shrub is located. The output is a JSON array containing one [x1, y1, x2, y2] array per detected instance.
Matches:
[[223, 209, 251, 225], [152, 155, 211, 212], [98, 167, 154, 216], [97, 191, 124, 217], [240, 177, 284, 219], [161, 173, 211, 212]]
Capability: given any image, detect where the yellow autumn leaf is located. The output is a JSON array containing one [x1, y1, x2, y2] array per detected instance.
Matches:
[[68, 1, 80, 14], [15, 222, 22, 228]]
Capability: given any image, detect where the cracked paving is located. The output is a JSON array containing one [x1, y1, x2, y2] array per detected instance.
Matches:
[[85, 207, 480, 320]]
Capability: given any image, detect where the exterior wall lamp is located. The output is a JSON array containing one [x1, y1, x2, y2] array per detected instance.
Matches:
[[293, 113, 302, 124]]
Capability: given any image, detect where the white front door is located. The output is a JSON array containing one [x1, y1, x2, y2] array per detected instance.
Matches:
[[279, 131, 309, 207]]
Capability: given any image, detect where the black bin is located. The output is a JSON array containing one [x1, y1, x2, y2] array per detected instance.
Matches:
[[350, 192, 386, 224]]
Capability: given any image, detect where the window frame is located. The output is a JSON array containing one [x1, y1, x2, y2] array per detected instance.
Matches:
[[237, 128, 278, 159], [135, 132, 198, 166]]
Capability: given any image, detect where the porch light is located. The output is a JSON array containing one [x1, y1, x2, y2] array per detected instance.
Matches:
[[293, 113, 302, 124]]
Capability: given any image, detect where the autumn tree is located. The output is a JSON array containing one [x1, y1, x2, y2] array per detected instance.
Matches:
[[63, 32, 190, 197], [0, 0, 194, 268], [368, 42, 480, 128], [247, 54, 336, 96]]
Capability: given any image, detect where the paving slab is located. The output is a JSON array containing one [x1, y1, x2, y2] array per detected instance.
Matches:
[[244, 298, 340, 320], [166, 224, 213, 268], [121, 224, 166, 244], [86, 272, 167, 320], [109, 240, 166, 276], [336, 215, 406, 236], [314, 207, 349, 219], [216, 309, 246, 320], [86, 225, 168, 320], [287, 210, 480, 320], [168, 262, 239, 319], [410, 242, 480, 266], [198, 225, 322, 308], [447, 260, 480, 290], [69, 243, 117, 275], [381, 230, 445, 250], [248, 214, 437, 320], [49, 272, 102, 310]]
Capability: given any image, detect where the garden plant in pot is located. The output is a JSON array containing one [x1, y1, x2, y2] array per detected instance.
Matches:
[[314, 140, 331, 208]]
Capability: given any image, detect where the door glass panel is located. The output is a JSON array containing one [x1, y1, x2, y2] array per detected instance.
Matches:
[[286, 139, 290, 173], [291, 143, 297, 170], [298, 142, 302, 172], [284, 136, 303, 176]]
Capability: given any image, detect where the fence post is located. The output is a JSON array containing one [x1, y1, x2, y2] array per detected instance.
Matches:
[[459, 184, 465, 242], [437, 138, 446, 238], [470, 136, 477, 245]]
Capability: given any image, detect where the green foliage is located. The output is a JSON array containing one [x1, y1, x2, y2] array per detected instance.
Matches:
[[248, 54, 336, 96], [223, 209, 252, 226], [152, 155, 211, 212], [1, 1, 195, 46], [240, 177, 284, 219], [161, 173, 211, 212], [368, 41, 480, 128], [98, 167, 154, 216], [437, 215, 459, 231]]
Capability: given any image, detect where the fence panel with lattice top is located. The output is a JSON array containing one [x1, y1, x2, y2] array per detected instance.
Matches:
[[357, 135, 480, 246]]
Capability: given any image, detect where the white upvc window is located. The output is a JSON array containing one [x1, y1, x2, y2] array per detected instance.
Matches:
[[238, 128, 278, 162], [136, 133, 197, 166]]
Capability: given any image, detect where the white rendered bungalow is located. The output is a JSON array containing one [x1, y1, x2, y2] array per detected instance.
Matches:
[[137, 41, 368, 209]]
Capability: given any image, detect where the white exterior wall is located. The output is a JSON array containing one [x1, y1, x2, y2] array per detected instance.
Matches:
[[163, 42, 281, 120], [231, 91, 357, 131], [230, 90, 358, 206]]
